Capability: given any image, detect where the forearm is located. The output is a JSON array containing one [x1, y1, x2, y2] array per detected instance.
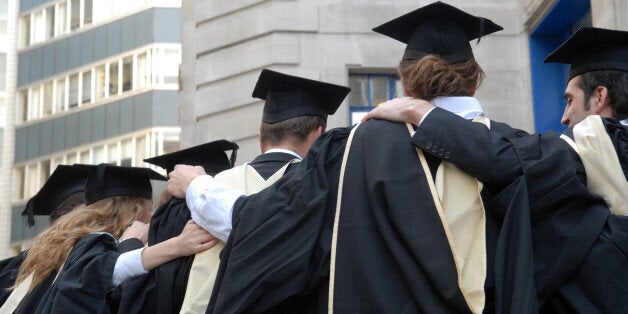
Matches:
[[413, 108, 523, 185], [186, 175, 246, 242]]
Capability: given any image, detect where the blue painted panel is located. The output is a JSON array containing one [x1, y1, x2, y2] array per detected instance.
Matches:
[[29, 49, 42, 82], [152, 90, 179, 126], [55, 41, 68, 73], [105, 101, 121, 137], [67, 35, 80, 69], [42, 44, 55, 78], [134, 92, 152, 130], [91, 106, 106, 141], [93, 26, 108, 61], [119, 98, 133, 133], [18, 51, 30, 86], [79, 33, 94, 65], [121, 16, 135, 52], [154, 8, 181, 43], [51, 117, 65, 152], [107, 22, 121, 56], [14, 128, 28, 162], [135, 9, 153, 47], [529, 0, 590, 133], [78, 110, 92, 145], [64, 114, 78, 148], [26, 124, 40, 160], [39, 120, 53, 155]]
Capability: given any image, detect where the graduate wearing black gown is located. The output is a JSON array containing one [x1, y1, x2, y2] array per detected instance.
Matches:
[[109, 141, 238, 314], [206, 4, 539, 312]]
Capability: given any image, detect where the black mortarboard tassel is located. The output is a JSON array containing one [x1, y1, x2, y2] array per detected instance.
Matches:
[[252, 69, 351, 124], [21, 165, 89, 227], [372, 1, 503, 64], [74, 164, 167, 205], [144, 139, 239, 176], [544, 27, 628, 80]]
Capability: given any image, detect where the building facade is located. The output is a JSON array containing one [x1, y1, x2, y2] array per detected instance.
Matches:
[[3, 0, 183, 255]]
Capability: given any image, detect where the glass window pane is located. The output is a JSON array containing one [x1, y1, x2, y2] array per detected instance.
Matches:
[[135, 136, 146, 167], [13, 166, 25, 200], [93, 146, 104, 164], [122, 57, 132, 92], [95, 65, 106, 100], [82, 70, 91, 104], [67, 153, 77, 164], [108, 144, 119, 164], [17, 90, 28, 123], [69, 74, 79, 108], [136, 52, 150, 88], [83, 0, 92, 26], [393, 79, 405, 98], [109, 61, 119, 95], [29, 86, 41, 120], [51, 157, 64, 171], [56, 78, 66, 112], [57, 2, 68, 35], [370, 76, 389, 107], [80, 150, 90, 163], [70, 0, 80, 30], [33, 11, 44, 43], [348, 75, 369, 106], [27, 164, 38, 198], [45, 6, 54, 40], [20, 15, 30, 47], [40, 160, 51, 183], [43, 82, 53, 115]]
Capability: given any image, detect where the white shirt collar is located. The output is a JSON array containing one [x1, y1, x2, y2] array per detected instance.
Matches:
[[431, 96, 485, 120], [264, 148, 302, 160], [620, 119, 628, 126]]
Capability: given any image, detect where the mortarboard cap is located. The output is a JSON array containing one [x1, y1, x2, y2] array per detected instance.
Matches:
[[252, 69, 351, 124], [74, 163, 167, 205], [372, 1, 503, 64], [544, 27, 628, 80], [143, 139, 239, 176], [21, 165, 89, 227]]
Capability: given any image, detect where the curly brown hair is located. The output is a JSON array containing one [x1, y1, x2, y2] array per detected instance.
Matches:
[[15, 196, 148, 291], [398, 55, 485, 100]]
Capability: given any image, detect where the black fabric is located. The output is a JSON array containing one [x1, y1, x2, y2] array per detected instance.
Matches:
[[0, 251, 27, 306], [248, 152, 299, 180], [253, 69, 351, 124], [14, 233, 120, 314], [109, 197, 193, 314], [413, 108, 626, 312], [116, 238, 144, 254], [207, 118, 532, 313], [372, 1, 502, 63], [543, 27, 628, 79]]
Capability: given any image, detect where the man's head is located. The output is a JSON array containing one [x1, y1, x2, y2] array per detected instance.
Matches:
[[545, 27, 628, 127], [253, 69, 350, 155]]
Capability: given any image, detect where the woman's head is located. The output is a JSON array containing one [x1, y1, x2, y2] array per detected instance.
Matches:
[[398, 55, 485, 100], [16, 195, 151, 291]]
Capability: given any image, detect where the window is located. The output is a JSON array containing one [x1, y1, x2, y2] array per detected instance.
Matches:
[[26, 164, 39, 198], [40, 160, 51, 185], [32, 11, 45, 44], [69, 73, 79, 108], [83, 0, 93, 26], [56, 2, 68, 36], [43, 82, 53, 115], [79, 150, 90, 163], [19, 14, 30, 47], [108, 144, 119, 165], [13, 166, 25, 201], [136, 52, 150, 89], [109, 61, 119, 96], [81, 70, 92, 104], [122, 57, 132, 92], [348, 74, 402, 125], [93, 146, 104, 164], [45, 6, 55, 40], [121, 139, 133, 167], [70, 0, 80, 30], [29, 86, 41, 120], [16, 90, 27, 123], [55, 78, 67, 112], [95, 65, 106, 100]]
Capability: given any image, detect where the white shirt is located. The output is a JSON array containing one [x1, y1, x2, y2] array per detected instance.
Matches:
[[419, 96, 485, 125]]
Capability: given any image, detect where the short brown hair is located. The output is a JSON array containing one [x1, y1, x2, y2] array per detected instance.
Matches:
[[260, 115, 326, 146], [398, 55, 485, 100], [577, 70, 628, 120]]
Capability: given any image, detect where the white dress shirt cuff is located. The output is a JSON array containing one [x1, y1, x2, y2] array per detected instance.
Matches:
[[186, 175, 246, 242], [418, 107, 436, 126], [112, 248, 147, 287]]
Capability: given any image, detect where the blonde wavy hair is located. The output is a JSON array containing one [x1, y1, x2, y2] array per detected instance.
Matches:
[[15, 196, 148, 291], [398, 55, 485, 100]]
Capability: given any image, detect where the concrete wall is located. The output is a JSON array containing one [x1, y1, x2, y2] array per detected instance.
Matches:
[[180, 0, 534, 162]]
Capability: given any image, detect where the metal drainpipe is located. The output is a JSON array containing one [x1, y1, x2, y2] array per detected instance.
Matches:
[[0, 0, 19, 258]]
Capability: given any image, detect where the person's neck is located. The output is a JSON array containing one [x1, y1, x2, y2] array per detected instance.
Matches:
[[263, 144, 305, 159]]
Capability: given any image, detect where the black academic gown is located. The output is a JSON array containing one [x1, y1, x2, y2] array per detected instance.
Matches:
[[208, 119, 534, 313], [0, 251, 27, 306], [14, 233, 122, 314], [413, 108, 627, 313]]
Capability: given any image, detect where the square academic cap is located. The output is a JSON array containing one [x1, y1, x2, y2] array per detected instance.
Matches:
[[74, 164, 167, 205], [372, 1, 502, 64], [21, 165, 89, 227], [143, 139, 239, 176], [252, 69, 351, 124], [544, 27, 628, 80]]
